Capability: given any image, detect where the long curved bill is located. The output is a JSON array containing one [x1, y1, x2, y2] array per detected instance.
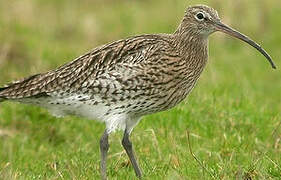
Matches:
[[214, 22, 276, 69]]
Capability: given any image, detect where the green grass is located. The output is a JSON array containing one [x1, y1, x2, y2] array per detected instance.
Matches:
[[0, 0, 280, 179]]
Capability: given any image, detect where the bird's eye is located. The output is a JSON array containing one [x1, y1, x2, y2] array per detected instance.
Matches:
[[195, 12, 205, 21]]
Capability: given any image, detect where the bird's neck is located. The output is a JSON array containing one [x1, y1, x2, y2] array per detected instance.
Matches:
[[173, 30, 209, 74]]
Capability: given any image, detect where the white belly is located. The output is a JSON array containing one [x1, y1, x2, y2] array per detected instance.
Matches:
[[18, 94, 138, 133]]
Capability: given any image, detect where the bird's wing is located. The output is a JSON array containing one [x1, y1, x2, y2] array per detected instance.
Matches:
[[0, 34, 180, 100]]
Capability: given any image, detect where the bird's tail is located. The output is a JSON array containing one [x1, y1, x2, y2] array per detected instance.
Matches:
[[0, 73, 51, 102], [0, 86, 8, 102]]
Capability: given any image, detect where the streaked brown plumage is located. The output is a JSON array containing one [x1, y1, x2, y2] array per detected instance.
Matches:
[[0, 5, 276, 179]]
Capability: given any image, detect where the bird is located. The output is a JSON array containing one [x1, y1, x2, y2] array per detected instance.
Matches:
[[0, 4, 276, 179]]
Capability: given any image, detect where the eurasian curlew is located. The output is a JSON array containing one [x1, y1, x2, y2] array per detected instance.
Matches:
[[0, 5, 276, 179]]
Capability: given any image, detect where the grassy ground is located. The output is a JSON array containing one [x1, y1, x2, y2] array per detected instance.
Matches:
[[0, 0, 280, 179]]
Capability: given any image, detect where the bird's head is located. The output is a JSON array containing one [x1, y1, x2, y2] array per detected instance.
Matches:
[[176, 5, 276, 69], [180, 5, 220, 36]]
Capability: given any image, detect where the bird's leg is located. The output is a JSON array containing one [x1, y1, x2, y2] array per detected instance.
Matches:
[[100, 130, 109, 180], [122, 129, 142, 178]]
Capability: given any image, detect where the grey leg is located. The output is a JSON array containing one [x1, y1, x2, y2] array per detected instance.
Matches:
[[122, 130, 142, 178], [100, 130, 109, 180]]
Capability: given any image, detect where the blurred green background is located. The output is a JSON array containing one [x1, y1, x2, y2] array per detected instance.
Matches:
[[0, 0, 280, 179]]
